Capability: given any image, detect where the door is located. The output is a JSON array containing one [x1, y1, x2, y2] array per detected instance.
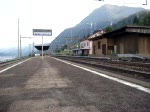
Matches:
[[120, 43, 124, 54], [102, 44, 106, 55]]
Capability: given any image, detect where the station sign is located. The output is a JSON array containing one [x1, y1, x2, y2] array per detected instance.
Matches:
[[33, 29, 52, 36]]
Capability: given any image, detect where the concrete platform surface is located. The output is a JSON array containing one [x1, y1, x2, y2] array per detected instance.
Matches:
[[0, 56, 149, 112]]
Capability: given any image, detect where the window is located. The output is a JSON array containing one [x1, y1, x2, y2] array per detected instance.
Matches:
[[81, 43, 84, 48], [98, 41, 101, 49], [87, 42, 89, 46]]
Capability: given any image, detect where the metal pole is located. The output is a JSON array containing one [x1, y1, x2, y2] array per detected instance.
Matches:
[[90, 23, 93, 36], [70, 27, 72, 43], [29, 44, 31, 57], [18, 18, 20, 58], [33, 41, 34, 56], [42, 35, 43, 60], [20, 35, 22, 58]]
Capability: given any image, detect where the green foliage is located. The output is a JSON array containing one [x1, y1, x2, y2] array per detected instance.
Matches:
[[133, 13, 150, 26], [61, 44, 67, 50], [133, 16, 139, 25], [71, 43, 80, 49], [57, 50, 73, 56], [83, 35, 86, 38], [113, 11, 150, 29], [82, 34, 90, 40], [55, 48, 61, 53], [87, 33, 90, 38], [105, 26, 114, 32], [143, 14, 150, 26]]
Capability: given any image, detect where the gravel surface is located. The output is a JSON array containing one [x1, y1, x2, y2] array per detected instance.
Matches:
[[0, 56, 149, 112]]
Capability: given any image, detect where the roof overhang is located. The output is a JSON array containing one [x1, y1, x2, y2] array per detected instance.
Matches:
[[72, 48, 90, 51], [80, 48, 91, 50], [89, 26, 150, 41], [34, 46, 50, 51]]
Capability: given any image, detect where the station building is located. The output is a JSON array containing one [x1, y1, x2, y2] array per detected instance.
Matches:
[[89, 26, 150, 57]]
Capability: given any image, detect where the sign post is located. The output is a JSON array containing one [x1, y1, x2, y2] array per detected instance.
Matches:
[[42, 35, 43, 60], [33, 29, 52, 60]]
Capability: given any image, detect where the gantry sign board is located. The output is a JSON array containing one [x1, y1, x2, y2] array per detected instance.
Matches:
[[33, 29, 52, 36]]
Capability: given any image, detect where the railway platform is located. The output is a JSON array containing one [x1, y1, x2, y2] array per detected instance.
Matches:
[[0, 56, 150, 112]]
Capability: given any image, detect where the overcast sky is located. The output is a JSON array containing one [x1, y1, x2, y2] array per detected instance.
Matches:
[[0, 0, 149, 48]]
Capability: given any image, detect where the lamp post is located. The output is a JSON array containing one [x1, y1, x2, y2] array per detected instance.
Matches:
[[18, 18, 20, 58], [20, 35, 22, 58], [32, 41, 34, 56], [42, 35, 43, 60], [70, 27, 72, 43], [29, 44, 31, 57]]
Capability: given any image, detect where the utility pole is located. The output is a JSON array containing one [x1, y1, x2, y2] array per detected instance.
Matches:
[[90, 22, 93, 36], [42, 35, 43, 60], [29, 44, 31, 57], [20, 35, 22, 58], [18, 18, 20, 58], [33, 41, 34, 56], [70, 27, 72, 44]]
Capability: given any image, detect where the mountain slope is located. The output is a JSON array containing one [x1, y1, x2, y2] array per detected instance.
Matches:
[[50, 4, 145, 52], [112, 11, 150, 29], [78, 4, 143, 27]]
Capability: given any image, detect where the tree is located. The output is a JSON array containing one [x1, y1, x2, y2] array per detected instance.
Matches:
[[143, 15, 150, 26], [87, 33, 90, 38], [83, 35, 86, 39], [133, 14, 150, 26], [133, 16, 139, 25], [61, 44, 67, 50], [83, 34, 90, 39], [105, 26, 114, 33], [55, 48, 61, 53]]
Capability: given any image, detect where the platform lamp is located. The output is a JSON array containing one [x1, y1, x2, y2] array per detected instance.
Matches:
[[29, 44, 31, 57]]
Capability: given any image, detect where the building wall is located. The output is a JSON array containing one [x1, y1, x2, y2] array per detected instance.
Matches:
[[80, 40, 92, 55], [107, 38, 114, 54], [89, 41, 93, 54], [138, 35, 150, 54], [80, 40, 90, 49], [114, 33, 150, 54], [92, 38, 108, 56], [114, 34, 138, 54], [91, 33, 150, 56]]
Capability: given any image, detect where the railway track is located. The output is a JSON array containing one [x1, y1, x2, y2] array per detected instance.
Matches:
[[0, 57, 29, 68], [54, 56, 150, 79]]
